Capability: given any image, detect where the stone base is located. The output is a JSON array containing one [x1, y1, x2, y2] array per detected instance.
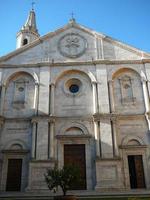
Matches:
[[26, 160, 55, 191], [95, 158, 125, 191]]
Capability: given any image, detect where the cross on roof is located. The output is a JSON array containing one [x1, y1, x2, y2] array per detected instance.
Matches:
[[31, 1, 35, 10], [71, 12, 75, 20], [69, 12, 76, 23]]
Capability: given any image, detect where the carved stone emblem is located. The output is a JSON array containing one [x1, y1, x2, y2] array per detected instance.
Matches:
[[58, 33, 87, 58]]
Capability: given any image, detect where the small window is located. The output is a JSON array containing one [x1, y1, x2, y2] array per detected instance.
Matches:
[[69, 84, 79, 93], [65, 78, 81, 95], [23, 38, 28, 46]]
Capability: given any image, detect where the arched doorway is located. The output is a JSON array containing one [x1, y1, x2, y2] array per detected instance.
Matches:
[[1, 142, 29, 192]]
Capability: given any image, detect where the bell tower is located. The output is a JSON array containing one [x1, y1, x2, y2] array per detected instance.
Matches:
[[16, 6, 40, 49]]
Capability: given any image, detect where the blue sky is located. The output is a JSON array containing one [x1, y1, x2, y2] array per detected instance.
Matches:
[[0, 0, 150, 56]]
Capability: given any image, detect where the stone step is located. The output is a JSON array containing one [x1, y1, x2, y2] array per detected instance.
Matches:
[[0, 191, 150, 200]]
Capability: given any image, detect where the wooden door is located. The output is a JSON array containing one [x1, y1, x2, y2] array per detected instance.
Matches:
[[128, 155, 145, 189], [6, 159, 22, 191], [64, 144, 86, 190]]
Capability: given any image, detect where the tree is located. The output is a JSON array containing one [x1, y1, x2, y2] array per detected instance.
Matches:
[[44, 165, 81, 196]]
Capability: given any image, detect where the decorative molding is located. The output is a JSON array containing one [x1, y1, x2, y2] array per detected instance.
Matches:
[[0, 116, 5, 125], [121, 135, 145, 146], [1, 149, 30, 154], [1, 59, 150, 68], [58, 33, 87, 58], [93, 112, 145, 122], [56, 134, 92, 139], [95, 157, 121, 161], [30, 159, 56, 163], [31, 115, 55, 123], [93, 113, 117, 122], [119, 145, 147, 149]]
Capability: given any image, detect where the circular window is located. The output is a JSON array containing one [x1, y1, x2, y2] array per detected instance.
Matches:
[[65, 78, 82, 95], [69, 84, 79, 93], [18, 87, 24, 92]]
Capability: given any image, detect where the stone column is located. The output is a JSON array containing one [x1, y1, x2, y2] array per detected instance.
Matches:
[[111, 116, 119, 157], [0, 85, 6, 116], [0, 118, 4, 192], [100, 117, 113, 158], [31, 121, 37, 159], [142, 79, 150, 129], [34, 83, 39, 115], [94, 121, 101, 158], [142, 79, 150, 112], [50, 83, 55, 116], [49, 121, 55, 159], [92, 82, 98, 114], [108, 80, 115, 112]]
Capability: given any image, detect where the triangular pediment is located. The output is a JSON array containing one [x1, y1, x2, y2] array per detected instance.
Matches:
[[0, 21, 150, 65]]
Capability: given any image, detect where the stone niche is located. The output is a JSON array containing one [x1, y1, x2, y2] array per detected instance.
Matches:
[[95, 159, 124, 191]]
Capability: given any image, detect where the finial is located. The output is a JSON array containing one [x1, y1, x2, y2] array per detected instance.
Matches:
[[31, 1, 35, 10], [69, 12, 76, 23], [71, 12, 75, 20]]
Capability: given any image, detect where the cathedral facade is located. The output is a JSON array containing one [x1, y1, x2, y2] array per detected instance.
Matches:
[[0, 9, 150, 193]]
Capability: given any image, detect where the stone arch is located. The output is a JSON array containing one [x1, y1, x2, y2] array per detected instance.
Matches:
[[111, 67, 145, 112], [121, 135, 145, 146], [2, 69, 39, 86], [53, 69, 96, 85], [22, 38, 28, 46], [112, 67, 141, 80], [58, 122, 89, 136], [3, 139, 28, 150]]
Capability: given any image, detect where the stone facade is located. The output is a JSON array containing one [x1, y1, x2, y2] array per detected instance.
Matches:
[[0, 11, 150, 194]]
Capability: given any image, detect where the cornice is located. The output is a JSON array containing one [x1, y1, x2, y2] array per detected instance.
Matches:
[[1, 150, 30, 154], [102, 36, 150, 58], [31, 115, 55, 123], [119, 145, 147, 149], [95, 157, 121, 161], [30, 159, 56, 163], [93, 112, 145, 122], [0, 59, 150, 69], [54, 115, 93, 122], [4, 117, 30, 122], [1, 113, 145, 124], [56, 134, 92, 139]]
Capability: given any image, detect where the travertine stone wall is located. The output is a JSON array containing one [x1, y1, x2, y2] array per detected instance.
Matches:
[[0, 22, 150, 192]]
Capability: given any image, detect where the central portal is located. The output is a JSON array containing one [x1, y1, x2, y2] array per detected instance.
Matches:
[[64, 144, 86, 190]]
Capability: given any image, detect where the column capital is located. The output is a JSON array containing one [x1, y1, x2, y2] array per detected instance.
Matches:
[[1, 84, 6, 88], [35, 82, 39, 86], [146, 111, 150, 119], [108, 79, 114, 84], [141, 77, 147, 83], [31, 118, 38, 123], [48, 117, 55, 123], [50, 83, 55, 87], [92, 81, 97, 85], [110, 113, 117, 122], [0, 116, 5, 126], [93, 112, 117, 122]]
